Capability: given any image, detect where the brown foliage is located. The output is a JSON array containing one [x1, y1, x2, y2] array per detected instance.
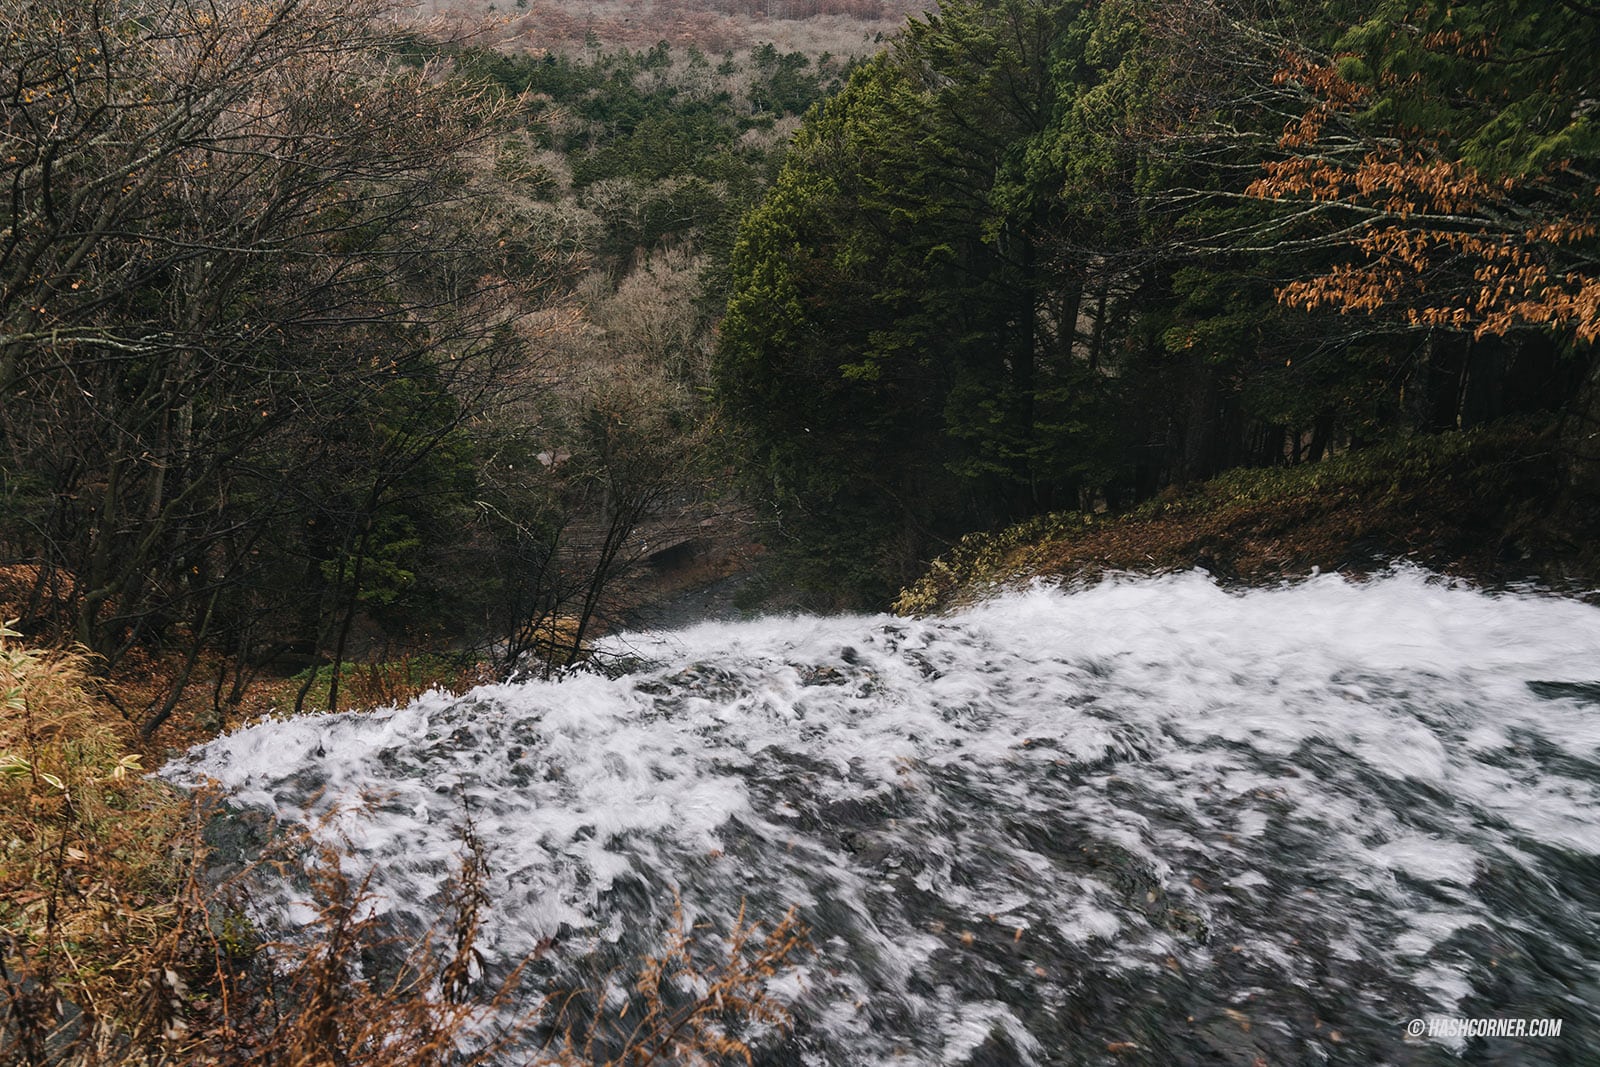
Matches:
[[1, 623, 809, 1066], [535, 899, 807, 1066], [1247, 48, 1600, 342], [1269, 52, 1372, 149]]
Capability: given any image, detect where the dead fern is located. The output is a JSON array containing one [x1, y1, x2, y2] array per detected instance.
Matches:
[[1, 620, 812, 1066], [533, 897, 809, 1066]]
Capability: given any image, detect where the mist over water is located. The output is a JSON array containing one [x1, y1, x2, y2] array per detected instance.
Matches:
[[165, 569, 1600, 1064]]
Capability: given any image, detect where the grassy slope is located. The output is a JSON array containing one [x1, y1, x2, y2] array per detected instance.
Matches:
[[896, 419, 1600, 614]]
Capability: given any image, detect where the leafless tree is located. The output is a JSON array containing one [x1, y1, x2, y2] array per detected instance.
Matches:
[[0, 0, 541, 730]]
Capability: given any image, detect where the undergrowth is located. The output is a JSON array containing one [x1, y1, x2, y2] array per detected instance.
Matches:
[[0, 622, 808, 1065], [275, 652, 495, 717], [896, 420, 1581, 614]]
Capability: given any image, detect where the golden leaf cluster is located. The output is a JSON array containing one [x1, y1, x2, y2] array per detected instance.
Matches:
[[1249, 46, 1599, 341]]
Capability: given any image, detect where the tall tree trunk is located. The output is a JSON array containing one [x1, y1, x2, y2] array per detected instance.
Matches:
[[1006, 226, 1038, 518], [1177, 359, 1219, 484], [1308, 412, 1335, 463], [1561, 348, 1600, 502]]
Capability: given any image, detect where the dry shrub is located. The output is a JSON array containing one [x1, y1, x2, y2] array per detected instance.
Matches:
[[195, 827, 533, 1067], [1, 621, 809, 1065], [213, 849, 807, 1067], [534, 899, 808, 1066], [344, 654, 497, 712], [0, 621, 200, 1062]]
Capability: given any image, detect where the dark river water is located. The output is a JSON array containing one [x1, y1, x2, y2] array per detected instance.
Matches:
[[164, 569, 1600, 1064]]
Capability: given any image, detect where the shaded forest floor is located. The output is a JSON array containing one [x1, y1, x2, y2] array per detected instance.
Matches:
[[897, 419, 1600, 615]]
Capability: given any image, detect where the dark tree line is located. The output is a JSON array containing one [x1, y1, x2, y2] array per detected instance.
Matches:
[[8, 0, 1594, 719], [716, 0, 1600, 604]]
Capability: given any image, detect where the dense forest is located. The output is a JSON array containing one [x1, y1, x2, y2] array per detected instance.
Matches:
[[5, 1, 1600, 1063], [718, 0, 1600, 603], [3, 0, 1599, 716], [0, 0, 845, 731]]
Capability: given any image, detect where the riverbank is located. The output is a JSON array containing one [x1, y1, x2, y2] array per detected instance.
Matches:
[[896, 420, 1600, 615], [169, 571, 1600, 1064], [10, 419, 1599, 1063], [0, 619, 803, 1064]]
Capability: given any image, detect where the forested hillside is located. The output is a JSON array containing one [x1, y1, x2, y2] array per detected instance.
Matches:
[[6, 0, 1600, 1062], [7, 0, 1600, 724], [718, 0, 1600, 604], [0, 0, 850, 732]]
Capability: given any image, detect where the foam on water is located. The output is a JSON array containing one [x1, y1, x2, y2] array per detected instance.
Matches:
[[164, 568, 1600, 1064]]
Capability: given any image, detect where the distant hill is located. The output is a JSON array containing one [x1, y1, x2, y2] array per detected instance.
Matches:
[[417, 0, 932, 55]]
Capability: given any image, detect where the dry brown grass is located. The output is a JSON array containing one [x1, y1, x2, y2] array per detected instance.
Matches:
[[1, 621, 809, 1065], [535, 898, 806, 1065], [1, 621, 200, 1063]]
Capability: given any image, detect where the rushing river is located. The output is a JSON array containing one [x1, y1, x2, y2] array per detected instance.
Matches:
[[163, 569, 1600, 1065]]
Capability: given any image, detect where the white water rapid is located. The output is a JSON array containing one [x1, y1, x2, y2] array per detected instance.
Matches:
[[164, 569, 1600, 1065]]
